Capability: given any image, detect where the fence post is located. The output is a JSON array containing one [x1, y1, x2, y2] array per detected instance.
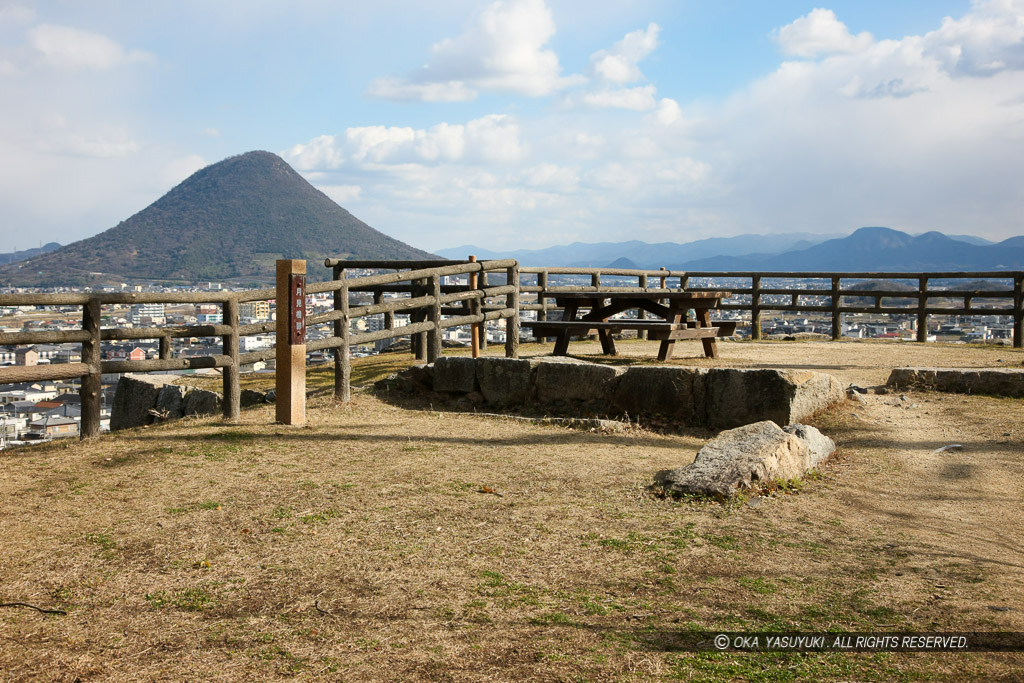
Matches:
[[506, 263, 520, 358], [80, 297, 102, 439], [917, 276, 929, 343], [1014, 273, 1023, 349], [751, 275, 762, 341], [414, 277, 427, 361], [479, 270, 489, 352], [159, 335, 171, 360], [831, 276, 842, 341], [427, 274, 442, 363], [638, 273, 648, 340], [469, 256, 480, 358], [276, 259, 306, 425], [334, 267, 350, 402], [222, 297, 240, 421]]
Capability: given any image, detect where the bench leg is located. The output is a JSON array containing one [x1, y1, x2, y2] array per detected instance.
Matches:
[[698, 309, 719, 358], [597, 328, 617, 355]]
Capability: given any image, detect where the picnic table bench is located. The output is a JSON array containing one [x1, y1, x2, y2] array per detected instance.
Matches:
[[522, 290, 734, 360]]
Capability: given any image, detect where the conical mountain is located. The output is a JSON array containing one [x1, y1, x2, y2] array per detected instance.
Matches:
[[0, 151, 435, 285]]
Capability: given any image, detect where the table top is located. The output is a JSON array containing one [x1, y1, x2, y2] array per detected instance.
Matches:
[[544, 290, 731, 301]]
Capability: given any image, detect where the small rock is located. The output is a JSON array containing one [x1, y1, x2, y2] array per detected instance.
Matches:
[[848, 384, 868, 394]]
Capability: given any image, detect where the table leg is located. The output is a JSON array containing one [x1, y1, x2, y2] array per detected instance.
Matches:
[[697, 308, 719, 358], [552, 301, 578, 356], [657, 305, 685, 362], [597, 329, 617, 355]]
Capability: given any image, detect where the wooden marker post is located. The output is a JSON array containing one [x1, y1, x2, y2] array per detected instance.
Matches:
[[276, 259, 306, 425]]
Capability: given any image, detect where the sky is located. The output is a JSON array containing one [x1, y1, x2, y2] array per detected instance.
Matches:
[[1, 0, 1023, 254]]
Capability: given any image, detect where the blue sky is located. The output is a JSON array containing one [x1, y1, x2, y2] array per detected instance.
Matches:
[[1, 0, 1022, 253]]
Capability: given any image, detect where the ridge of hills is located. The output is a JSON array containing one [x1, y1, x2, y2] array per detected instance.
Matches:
[[0, 151, 434, 286], [0, 242, 62, 266], [445, 227, 1024, 272]]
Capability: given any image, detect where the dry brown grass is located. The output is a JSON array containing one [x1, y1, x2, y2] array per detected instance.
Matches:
[[1, 339, 1023, 681]]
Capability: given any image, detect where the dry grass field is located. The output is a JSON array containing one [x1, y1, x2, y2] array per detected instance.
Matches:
[[1, 339, 1023, 681]]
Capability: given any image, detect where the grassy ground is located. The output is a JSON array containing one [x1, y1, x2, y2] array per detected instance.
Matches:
[[1, 339, 1022, 681]]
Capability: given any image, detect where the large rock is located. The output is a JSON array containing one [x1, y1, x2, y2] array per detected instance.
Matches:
[[110, 374, 180, 430], [182, 388, 221, 416], [653, 421, 835, 498], [609, 366, 706, 423], [155, 384, 187, 421], [887, 367, 1024, 398], [475, 357, 534, 407], [704, 369, 844, 429], [534, 358, 622, 403], [433, 357, 477, 393]]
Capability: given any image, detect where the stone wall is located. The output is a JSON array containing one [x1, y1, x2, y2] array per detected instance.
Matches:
[[887, 367, 1024, 398], [427, 357, 844, 429]]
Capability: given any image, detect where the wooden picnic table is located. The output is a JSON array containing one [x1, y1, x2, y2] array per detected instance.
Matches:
[[523, 290, 733, 360]]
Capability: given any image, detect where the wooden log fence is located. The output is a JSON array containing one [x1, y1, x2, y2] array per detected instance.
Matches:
[[2, 262, 1021, 442], [519, 267, 1023, 348]]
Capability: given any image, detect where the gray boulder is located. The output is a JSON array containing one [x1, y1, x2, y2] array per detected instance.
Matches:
[[110, 374, 180, 430], [475, 357, 534, 407], [654, 421, 835, 498], [155, 384, 187, 421], [240, 389, 267, 407], [182, 388, 221, 416]]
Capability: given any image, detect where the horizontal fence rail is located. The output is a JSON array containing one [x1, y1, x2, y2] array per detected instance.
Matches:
[[519, 267, 1023, 347], [2, 262, 1021, 442], [318, 258, 520, 401]]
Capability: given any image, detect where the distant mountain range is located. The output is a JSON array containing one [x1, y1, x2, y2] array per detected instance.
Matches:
[[0, 242, 62, 266], [441, 228, 1023, 272], [0, 151, 433, 286]]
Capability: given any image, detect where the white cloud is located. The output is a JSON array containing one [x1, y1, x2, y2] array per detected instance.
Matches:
[[28, 24, 154, 70], [774, 8, 873, 58], [922, 0, 1024, 76], [286, 134, 346, 170], [320, 185, 363, 203], [367, 0, 577, 100], [651, 97, 683, 125], [579, 84, 658, 110], [589, 22, 660, 84], [284, 114, 523, 170]]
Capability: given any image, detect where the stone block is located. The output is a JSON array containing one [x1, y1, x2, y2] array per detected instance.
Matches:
[[432, 357, 478, 394], [475, 357, 534, 407], [703, 369, 843, 429], [887, 367, 1024, 398], [608, 366, 706, 423], [533, 358, 622, 403]]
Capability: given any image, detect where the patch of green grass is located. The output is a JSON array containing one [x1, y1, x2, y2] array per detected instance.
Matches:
[[737, 577, 777, 595], [167, 501, 222, 515], [84, 532, 117, 559], [299, 509, 341, 525], [703, 533, 740, 551], [529, 612, 576, 627], [146, 587, 217, 611]]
